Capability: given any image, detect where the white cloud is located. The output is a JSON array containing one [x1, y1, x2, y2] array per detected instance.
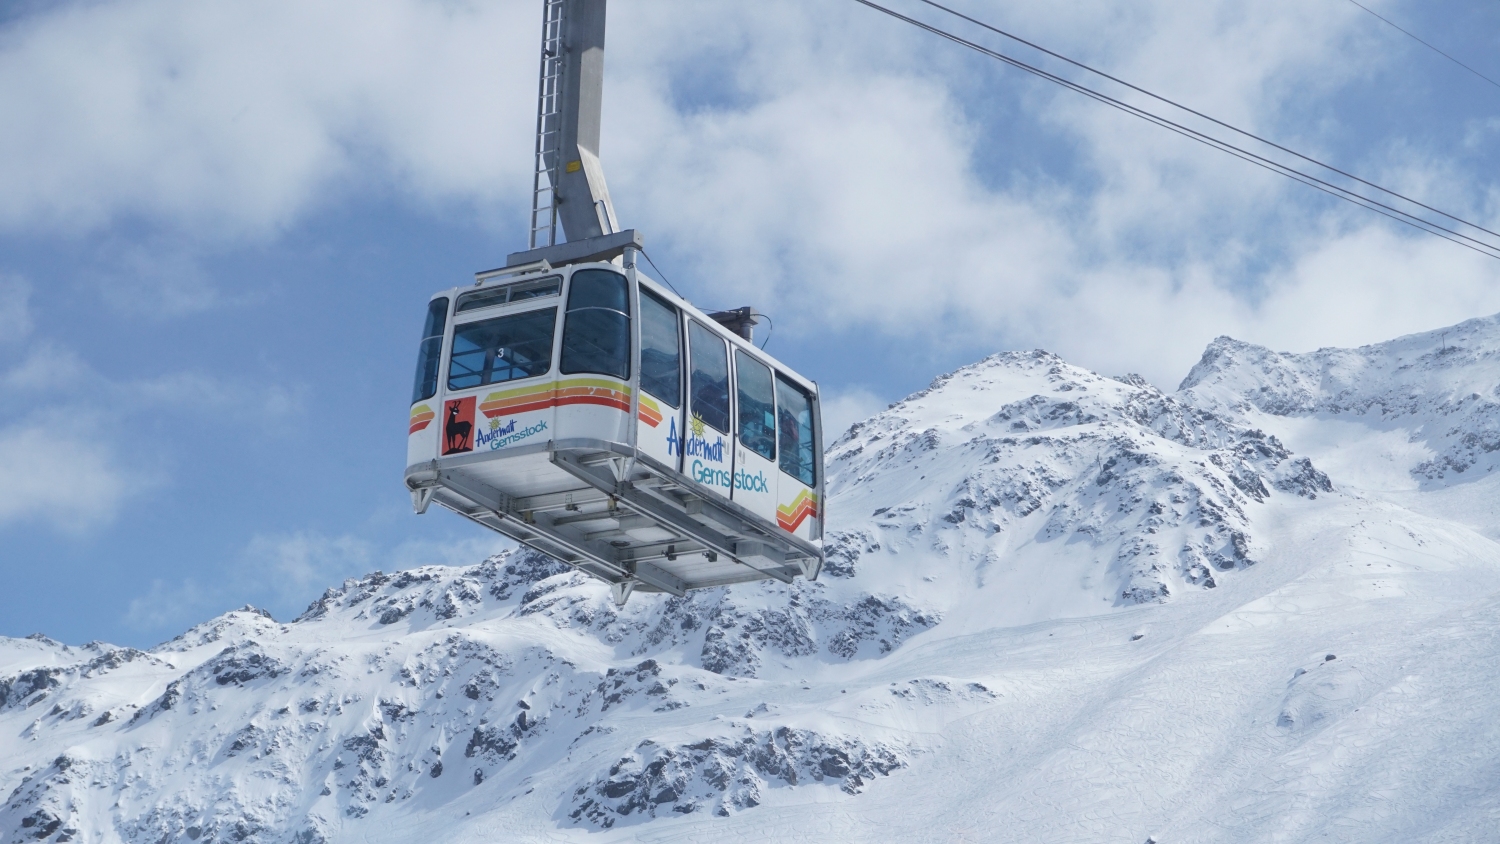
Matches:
[[125, 578, 212, 630], [822, 386, 888, 442], [121, 530, 513, 632], [602, 0, 1500, 384], [387, 534, 513, 571], [1, 0, 1496, 385], [242, 531, 376, 603], [0, 339, 303, 535], [0, 421, 130, 531], [0, 275, 30, 341], [92, 242, 231, 317], [241, 531, 513, 600], [2, 343, 92, 391], [0, 0, 538, 237]]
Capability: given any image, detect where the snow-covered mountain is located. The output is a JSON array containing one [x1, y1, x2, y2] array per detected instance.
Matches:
[[7, 316, 1500, 843]]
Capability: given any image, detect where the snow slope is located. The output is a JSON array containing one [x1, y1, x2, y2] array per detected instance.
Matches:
[[6, 317, 1500, 843]]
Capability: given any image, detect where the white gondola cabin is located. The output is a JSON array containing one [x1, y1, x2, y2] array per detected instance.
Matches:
[[404, 240, 825, 603]]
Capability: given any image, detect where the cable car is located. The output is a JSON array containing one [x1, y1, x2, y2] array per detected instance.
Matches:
[[403, 0, 824, 602], [404, 234, 825, 603]]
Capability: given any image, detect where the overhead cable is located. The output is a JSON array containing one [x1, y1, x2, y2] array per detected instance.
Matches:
[[1342, 0, 1500, 93], [911, 0, 1500, 242], [638, 248, 683, 297], [852, 0, 1500, 261]]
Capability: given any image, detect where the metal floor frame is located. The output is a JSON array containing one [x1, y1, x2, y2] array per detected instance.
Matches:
[[405, 438, 824, 604]]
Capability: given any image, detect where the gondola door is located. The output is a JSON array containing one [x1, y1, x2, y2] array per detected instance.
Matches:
[[684, 320, 734, 501]]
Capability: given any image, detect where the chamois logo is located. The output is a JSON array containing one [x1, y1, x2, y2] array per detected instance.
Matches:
[[443, 397, 475, 455]]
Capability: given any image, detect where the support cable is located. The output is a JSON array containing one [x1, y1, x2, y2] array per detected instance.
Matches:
[[1342, 0, 1500, 93], [909, 0, 1500, 243], [638, 249, 684, 297], [852, 0, 1500, 260]]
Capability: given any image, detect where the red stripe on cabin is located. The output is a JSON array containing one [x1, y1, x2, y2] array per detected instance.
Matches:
[[480, 393, 632, 418]]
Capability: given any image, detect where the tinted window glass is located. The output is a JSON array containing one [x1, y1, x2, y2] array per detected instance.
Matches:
[[448, 307, 557, 390], [736, 351, 775, 461], [776, 375, 816, 486], [566, 269, 630, 311], [456, 277, 561, 313], [421, 297, 448, 338], [689, 322, 730, 433], [560, 270, 630, 379], [640, 291, 681, 407], [454, 287, 509, 314], [509, 278, 561, 301], [411, 297, 449, 403]]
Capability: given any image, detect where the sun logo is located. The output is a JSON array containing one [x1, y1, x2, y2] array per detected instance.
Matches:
[[689, 414, 706, 439]]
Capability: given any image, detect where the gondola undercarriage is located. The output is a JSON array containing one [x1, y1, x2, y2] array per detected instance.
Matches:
[[407, 438, 823, 605]]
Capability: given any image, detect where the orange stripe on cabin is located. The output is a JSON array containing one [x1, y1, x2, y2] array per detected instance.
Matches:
[[478, 379, 633, 419]]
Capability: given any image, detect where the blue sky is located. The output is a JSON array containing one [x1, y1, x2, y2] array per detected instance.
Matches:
[[2, 0, 1497, 647]]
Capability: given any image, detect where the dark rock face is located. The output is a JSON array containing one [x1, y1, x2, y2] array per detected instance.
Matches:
[[208, 645, 287, 687], [2, 645, 165, 713], [575, 660, 682, 715], [569, 727, 907, 828], [464, 709, 541, 763], [0, 669, 62, 712]]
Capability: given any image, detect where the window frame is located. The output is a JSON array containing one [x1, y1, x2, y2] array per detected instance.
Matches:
[[639, 288, 683, 409], [687, 319, 732, 435], [734, 349, 777, 462], [775, 373, 818, 487], [446, 303, 560, 391], [454, 275, 562, 315], [411, 296, 451, 405], [559, 268, 632, 380]]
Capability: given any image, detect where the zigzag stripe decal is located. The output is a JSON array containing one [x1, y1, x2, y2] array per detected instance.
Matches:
[[638, 396, 663, 428], [408, 404, 435, 435], [776, 489, 820, 533]]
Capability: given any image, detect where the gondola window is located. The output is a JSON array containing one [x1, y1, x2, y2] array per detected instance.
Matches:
[[689, 321, 730, 433], [448, 307, 557, 390], [736, 351, 776, 460], [640, 291, 681, 407], [776, 375, 816, 486], [454, 277, 560, 314], [561, 269, 630, 379], [412, 297, 449, 403]]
